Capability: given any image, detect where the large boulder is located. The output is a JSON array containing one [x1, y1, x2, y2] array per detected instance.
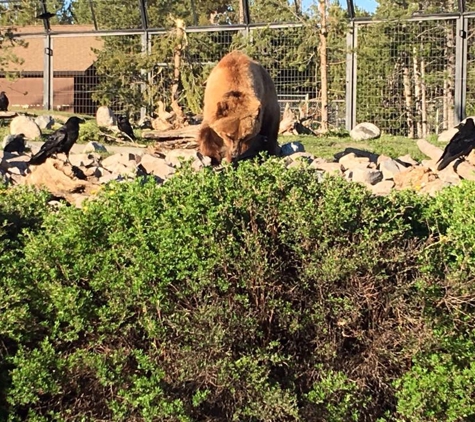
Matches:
[[10, 115, 42, 140], [34, 115, 55, 130], [96, 106, 116, 128], [350, 122, 381, 141]]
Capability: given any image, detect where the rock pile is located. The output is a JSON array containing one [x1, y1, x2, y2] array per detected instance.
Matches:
[[1, 139, 473, 207]]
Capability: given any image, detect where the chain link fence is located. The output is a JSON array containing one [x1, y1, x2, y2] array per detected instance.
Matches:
[[3, 2, 475, 137]]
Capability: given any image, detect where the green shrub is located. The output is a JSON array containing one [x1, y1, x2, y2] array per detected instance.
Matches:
[[393, 181, 475, 422], [3, 160, 475, 421], [0, 185, 51, 421]]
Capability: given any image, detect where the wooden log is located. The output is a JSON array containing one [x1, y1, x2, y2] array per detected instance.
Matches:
[[141, 125, 200, 141], [0, 111, 18, 119], [416, 138, 443, 161]]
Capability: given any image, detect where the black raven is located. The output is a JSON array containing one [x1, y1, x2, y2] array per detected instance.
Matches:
[[29, 116, 85, 166], [117, 115, 135, 140], [3, 133, 26, 154], [437, 117, 475, 171], [0, 91, 9, 111]]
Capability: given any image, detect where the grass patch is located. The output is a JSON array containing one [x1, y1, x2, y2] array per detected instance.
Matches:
[[281, 133, 448, 161]]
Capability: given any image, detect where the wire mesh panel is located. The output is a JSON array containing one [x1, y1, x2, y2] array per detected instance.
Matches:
[[356, 18, 457, 137], [147, 0, 241, 27], [465, 18, 475, 118], [0, 34, 44, 110], [249, 0, 302, 24], [49, 33, 146, 116]]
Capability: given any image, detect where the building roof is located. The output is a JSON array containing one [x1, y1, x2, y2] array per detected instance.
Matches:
[[4, 25, 104, 73]]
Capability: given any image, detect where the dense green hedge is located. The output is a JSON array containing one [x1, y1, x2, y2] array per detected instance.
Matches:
[[1, 159, 475, 421]]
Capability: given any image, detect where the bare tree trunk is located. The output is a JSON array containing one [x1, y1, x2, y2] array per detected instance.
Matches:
[[445, 21, 455, 129], [171, 18, 186, 126], [294, 0, 302, 15], [318, 0, 328, 133], [190, 0, 197, 25], [413, 47, 422, 138], [402, 56, 414, 138], [420, 56, 428, 138]]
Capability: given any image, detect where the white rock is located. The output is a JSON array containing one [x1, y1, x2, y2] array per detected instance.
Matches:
[[370, 180, 395, 196], [34, 115, 55, 130], [396, 154, 418, 167], [96, 106, 116, 128], [69, 153, 97, 168], [350, 122, 381, 141], [101, 152, 138, 170], [10, 116, 42, 140], [379, 159, 402, 180], [349, 168, 383, 185], [140, 154, 176, 179], [83, 141, 108, 153], [165, 149, 199, 167]]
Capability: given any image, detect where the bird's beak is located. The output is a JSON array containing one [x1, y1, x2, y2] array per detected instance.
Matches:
[[78, 118, 86, 124]]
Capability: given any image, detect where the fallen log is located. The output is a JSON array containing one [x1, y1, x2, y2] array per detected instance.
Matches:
[[142, 125, 200, 141], [0, 111, 18, 119], [416, 138, 443, 161]]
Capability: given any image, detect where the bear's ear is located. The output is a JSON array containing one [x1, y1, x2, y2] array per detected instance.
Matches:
[[210, 116, 240, 141]]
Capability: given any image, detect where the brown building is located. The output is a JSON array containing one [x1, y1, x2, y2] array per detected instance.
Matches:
[[0, 25, 104, 114]]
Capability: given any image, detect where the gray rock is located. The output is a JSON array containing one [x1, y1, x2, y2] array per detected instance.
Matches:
[[339, 153, 370, 170], [34, 115, 55, 130], [370, 180, 395, 196], [280, 142, 305, 156], [68, 153, 97, 168], [349, 168, 383, 185], [140, 154, 176, 179], [10, 115, 42, 140], [379, 158, 403, 180], [350, 122, 381, 141], [83, 141, 108, 153], [96, 106, 116, 128], [310, 161, 342, 175], [165, 149, 199, 167], [396, 154, 418, 167], [101, 152, 138, 171]]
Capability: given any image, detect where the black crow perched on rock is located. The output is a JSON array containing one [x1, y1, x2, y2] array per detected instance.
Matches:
[[117, 115, 135, 140], [0, 91, 9, 111], [3, 133, 26, 154], [437, 117, 475, 171], [29, 116, 85, 166]]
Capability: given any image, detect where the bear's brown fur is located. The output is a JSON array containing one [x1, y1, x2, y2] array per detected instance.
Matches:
[[197, 51, 281, 165]]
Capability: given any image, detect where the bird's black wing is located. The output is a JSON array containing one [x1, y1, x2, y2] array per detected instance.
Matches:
[[118, 119, 135, 140], [0, 94, 8, 111], [437, 119, 475, 171], [60, 128, 80, 156], [29, 127, 68, 165]]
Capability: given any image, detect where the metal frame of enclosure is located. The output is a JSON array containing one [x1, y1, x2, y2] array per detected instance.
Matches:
[[2, 0, 475, 134]]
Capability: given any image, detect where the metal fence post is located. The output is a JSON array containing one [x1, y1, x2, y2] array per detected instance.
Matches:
[[455, 15, 467, 124], [345, 21, 357, 131], [43, 34, 53, 110], [139, 0, 149, 120]]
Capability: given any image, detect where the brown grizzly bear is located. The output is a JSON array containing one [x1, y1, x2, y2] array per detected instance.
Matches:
[[197, 50, 281, 165]]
